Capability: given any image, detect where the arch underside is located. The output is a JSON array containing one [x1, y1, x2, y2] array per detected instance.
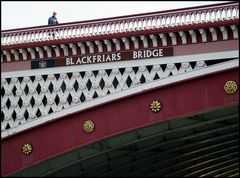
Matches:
[[10, 104, 239, 177]]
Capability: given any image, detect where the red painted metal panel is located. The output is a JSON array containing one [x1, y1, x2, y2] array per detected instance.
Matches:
[[1, 68, 239, 176], [1, 60, 31, 72], [173, 39, 238, 56]]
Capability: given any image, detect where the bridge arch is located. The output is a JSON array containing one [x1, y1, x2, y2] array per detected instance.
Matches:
[[1, 2, 239, 177]]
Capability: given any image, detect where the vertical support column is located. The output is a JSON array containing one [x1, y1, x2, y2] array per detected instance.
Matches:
[[230, 25, 238, 39], [149, 35, 158, 47], [52, 45, 61, 57], [189, 30, 197, 43], [169, 32, 177, 45], [3, 50, 11, 62], [60, 44, 69, 56], [220, 26, 228, 40], [159, 33, 167, 46], [122, 37, 130, 50], [86, 42, 94, 54], [129, 21, 133, 31], [199, 29, 207, 42], [140, 35, 148, 48], [179, 31, 187, 44], [104, 40, 112, 52], [93, 25, 98, 35], [170, 15, 176, 27], [102, 24, 106, 34], [69, 43, 77, 55], [209, 27, 218, 41], [10, 49, 20, 61], [112, 38, 121, 51], [27, 48, 36, 60], [69, 27, 74, 38], [98, 24, 103, 35], [95, 41, 103, 53], [43, 46, 52, 58], [123, 21, 129, 32], [77, 42, 86, 54], [131, 36, 139, 49], [111, 22, 117, 34], [19, 49, 27, 60], [35, 47, 44, 59]]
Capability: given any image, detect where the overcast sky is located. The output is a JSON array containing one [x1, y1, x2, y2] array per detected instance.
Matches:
[[1, 1, 228, 30]]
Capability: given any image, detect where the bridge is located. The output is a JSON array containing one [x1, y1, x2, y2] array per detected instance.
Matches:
[[1, 2, 239, 177]]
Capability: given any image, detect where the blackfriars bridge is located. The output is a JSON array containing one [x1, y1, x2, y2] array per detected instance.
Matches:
[[1, 2, 239, 177]]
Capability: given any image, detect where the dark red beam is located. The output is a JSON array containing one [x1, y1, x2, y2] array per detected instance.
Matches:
[[1, 68, 239, 176]]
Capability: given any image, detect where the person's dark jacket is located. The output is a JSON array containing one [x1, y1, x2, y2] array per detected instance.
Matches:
[[48, 16, 59, 25]]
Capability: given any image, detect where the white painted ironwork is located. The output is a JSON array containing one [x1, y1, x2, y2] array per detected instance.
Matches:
[[1, 51, 238, 134], [1, 2, 238, 45], [1, 58, 238, 138]]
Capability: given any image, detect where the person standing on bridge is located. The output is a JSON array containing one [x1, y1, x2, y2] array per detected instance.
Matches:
[[48, 11, 59, 38], [48, 11, 59, 25]]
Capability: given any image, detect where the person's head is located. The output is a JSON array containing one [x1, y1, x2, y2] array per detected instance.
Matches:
[[53, 11, 57, 17]]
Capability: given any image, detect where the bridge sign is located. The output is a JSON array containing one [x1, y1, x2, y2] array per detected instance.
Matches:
[[31, 47, 173, 69]]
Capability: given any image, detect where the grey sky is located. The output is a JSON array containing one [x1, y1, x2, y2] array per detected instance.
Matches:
[[1, 1, 227, 30]]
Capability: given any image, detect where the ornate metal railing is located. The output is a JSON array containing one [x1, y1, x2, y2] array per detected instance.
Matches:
[[1, 2, 238, 46]]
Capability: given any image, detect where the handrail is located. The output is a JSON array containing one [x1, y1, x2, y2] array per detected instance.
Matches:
[[1, 2, 238, 46]]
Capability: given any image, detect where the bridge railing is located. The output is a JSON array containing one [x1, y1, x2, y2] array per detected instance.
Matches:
[[1, 2, 238, 46]]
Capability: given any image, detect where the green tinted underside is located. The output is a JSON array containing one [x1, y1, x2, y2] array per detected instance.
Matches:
[[10, 104, 239, 177]]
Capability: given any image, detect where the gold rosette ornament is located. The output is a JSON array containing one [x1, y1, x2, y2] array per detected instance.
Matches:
[[22, 143, 33, 155], [83, 120, 95, 133], [224, 81, 238, 94], [150, 100, 161, 113]]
